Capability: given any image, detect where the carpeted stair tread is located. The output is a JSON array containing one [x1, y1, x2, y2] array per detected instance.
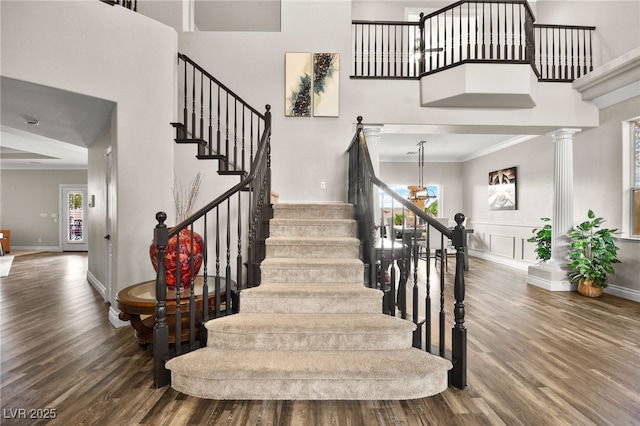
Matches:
[[261, 257, 362, 266], [206, 312, 415, 334], [240, 283, 382, 314], [205, 313, 415, 351], [273, 203, 354, 220], [243, 282, 380, 296], [167, 348, 451, 380], [266, 236, 360, 245]]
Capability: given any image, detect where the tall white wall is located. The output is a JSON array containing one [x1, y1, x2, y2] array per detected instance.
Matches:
[[1, 1, 178, 311]]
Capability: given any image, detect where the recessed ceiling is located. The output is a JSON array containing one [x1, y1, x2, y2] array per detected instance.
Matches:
[[376, 124, 536, 163], [0, 77, 115, 170]]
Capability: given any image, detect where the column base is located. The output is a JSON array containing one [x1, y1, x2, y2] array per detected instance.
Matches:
[[527, 262, 576, 292]]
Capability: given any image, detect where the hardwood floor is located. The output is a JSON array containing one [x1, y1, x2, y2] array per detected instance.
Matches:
[[1, 252, 639, 425]]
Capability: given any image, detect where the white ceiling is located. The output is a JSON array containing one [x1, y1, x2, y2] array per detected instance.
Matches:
[[0, 77, 115, 170], [0, 77, 533, 170], [376, 124, 535, 163]]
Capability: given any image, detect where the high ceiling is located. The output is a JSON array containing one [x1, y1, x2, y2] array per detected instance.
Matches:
[[0, 77, 533, 170]]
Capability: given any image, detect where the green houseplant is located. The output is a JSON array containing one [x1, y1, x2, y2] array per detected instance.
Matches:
[[567, 210, 621, 297], [527, 217, 552, 262]]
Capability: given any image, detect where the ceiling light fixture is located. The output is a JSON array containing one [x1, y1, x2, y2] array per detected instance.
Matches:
[[24, 118, 40, 126]]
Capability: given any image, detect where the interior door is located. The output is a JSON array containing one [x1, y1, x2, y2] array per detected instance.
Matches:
[[105, 147, 113, 302], [61, 185, 88, 251]]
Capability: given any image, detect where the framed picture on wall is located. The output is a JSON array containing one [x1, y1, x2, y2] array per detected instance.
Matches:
[[488, 166, 517, 210], [285, 52, 312, 117], [313, 53, 339, 117]]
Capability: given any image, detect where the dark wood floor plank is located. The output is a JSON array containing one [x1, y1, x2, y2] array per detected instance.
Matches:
[[1, 252, 640, 425]]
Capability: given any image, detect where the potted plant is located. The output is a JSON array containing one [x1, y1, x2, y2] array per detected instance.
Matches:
[[566, 210, 621, 297], [527, 217, 552, 262]]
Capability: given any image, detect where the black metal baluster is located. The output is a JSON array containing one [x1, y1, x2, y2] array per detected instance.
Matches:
[[208, 80, 213, 155], [570, 29, 575, 80], [198, 72, 204, 156], [183, 60, 188, 139], [467, 3, 471, 60], [438, 232, 445, 358], [481, 3, 486, 59], [511, 2, 515, 60], [226, 199, 232, 314], [189, 223, 196, 351], [225, 92, 229, 170], [233, 99, 238, 171], [215, 206, 221, 317], [217, 86, 221, 156], [489, 3, 493, 59], [367, 23, 371, 76], [241, 107, 246, 173], [191, 66, 196, 141]]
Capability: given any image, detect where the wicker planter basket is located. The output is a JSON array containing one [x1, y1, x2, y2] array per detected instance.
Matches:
[[577, 279, 604, 298]]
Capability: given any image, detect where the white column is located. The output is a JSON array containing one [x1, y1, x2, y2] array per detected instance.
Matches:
[[527, 128, 581, 291], [549, 128, 581, 265], [363, 127, 381, 177], [363, 127, 382, 232]]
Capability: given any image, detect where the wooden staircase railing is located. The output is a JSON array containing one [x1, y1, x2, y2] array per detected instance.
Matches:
[[351, 0, 595, 83], [152, 53, 272, 388], [347, 116, 467, 389], [172, 53, 266, 177]]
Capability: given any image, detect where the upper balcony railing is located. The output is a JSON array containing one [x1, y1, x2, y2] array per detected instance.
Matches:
[[352, 0, 595, 82]]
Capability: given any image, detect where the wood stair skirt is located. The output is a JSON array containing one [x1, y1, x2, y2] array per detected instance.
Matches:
[[166, 203, 452, 400]]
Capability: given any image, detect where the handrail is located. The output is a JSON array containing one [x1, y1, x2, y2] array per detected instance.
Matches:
[[347, 116, 467, 389], [178, 54, 265, 119]]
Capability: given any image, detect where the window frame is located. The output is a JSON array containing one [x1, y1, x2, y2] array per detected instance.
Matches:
[[621, 117, 640, 238]]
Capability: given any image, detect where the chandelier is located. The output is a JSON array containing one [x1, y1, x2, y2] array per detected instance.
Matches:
[[411, 140, 436, 200]]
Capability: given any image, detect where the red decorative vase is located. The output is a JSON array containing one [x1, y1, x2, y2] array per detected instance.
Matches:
[[149, 228, 204, 290]]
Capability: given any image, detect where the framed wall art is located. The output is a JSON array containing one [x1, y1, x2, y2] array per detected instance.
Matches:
[[285, 52, 312, 117], [313, 53, 339, 117], [488, 166, 517, 210]]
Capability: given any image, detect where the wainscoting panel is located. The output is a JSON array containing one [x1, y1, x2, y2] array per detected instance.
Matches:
[[489, 234, 516, 258]]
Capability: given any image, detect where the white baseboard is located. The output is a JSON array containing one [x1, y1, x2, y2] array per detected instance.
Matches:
[[86, 270, 107, 302], [109, 306, 130, 328], [605, 284, 640, 302], [468, 249, 530, 271], [12, 245, 61, 252]]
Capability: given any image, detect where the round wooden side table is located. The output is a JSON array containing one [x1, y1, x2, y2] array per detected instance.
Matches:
[[116, 276, 235, 349]]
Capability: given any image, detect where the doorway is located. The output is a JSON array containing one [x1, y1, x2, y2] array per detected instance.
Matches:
[[60, 184, 88, 251]]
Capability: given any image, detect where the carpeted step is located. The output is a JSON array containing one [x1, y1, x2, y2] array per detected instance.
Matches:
[[205, 313, 414, 351], [240, 283, 382, 314], [260, 257, 363, 284], [265, 236, 360, 259], [269, 218, 357, 238], [166, 348, 452, 400], [273, 203, 355, 220]]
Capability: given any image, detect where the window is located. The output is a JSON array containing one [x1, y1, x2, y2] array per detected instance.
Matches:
[[382, 184, 441, 217], [622, 118, 640, 238], [67, 192, 84, 243]]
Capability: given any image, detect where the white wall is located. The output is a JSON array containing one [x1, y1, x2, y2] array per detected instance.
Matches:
[[1, 1, 178, 313], [0, 170, 87, 249]]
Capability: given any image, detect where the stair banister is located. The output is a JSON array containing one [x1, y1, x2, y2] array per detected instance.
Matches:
[[347, 116, 467, 389], [153, 104, 271, 388]]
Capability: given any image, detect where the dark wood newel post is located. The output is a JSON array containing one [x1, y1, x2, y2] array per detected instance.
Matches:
[[451, 212, 467, 389], [153, 212, 170, 388]]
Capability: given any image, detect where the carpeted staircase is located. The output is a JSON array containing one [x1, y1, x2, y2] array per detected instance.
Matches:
[[166, 203, 452, 400]]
